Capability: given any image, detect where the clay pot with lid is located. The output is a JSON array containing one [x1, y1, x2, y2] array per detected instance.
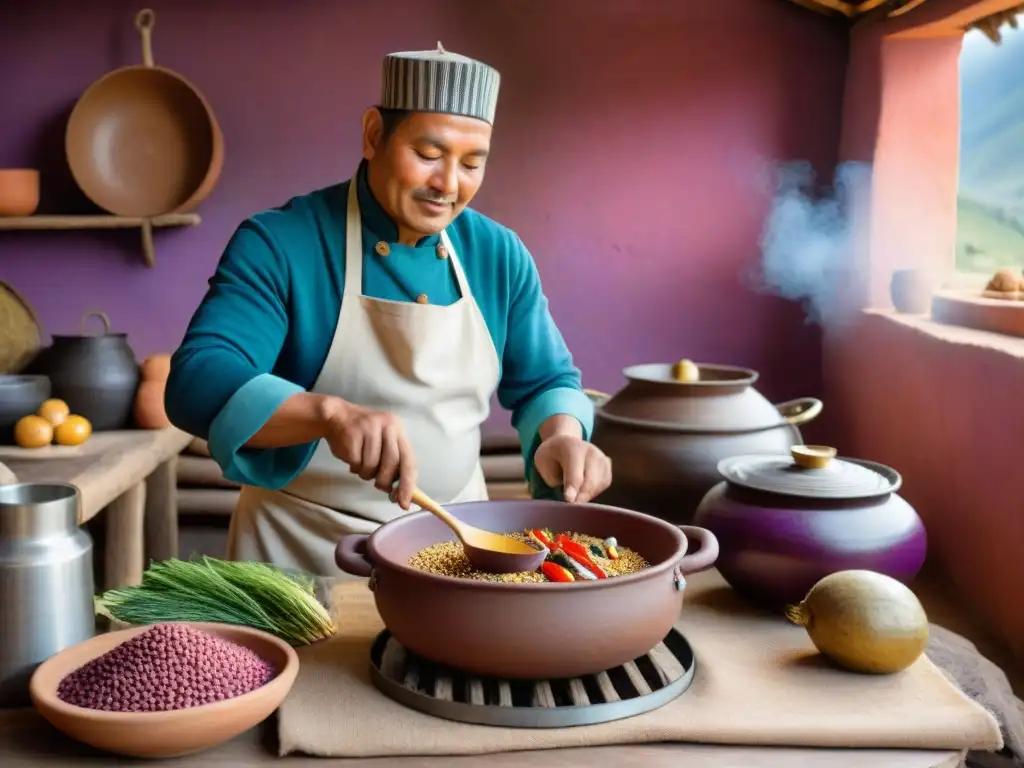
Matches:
[[692, 445, 927, 608], [589, 363, 823, 523], [25, 311, 140, 431]]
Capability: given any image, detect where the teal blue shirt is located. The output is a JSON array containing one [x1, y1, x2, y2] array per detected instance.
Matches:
[[165, 162, 593, 494]]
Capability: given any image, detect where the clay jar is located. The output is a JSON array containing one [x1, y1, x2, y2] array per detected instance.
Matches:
[[589, 363, 822, 524], [890, 269, 933, 314], [133, 354, 172, 429], [26, 312, 140, 431], [692, 445, 927, 608]]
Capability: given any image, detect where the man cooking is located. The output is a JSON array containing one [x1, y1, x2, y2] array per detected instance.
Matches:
[[164, 45, 611, 575]]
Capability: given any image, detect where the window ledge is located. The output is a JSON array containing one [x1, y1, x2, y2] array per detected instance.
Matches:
[[864, 307, 1024, 361]]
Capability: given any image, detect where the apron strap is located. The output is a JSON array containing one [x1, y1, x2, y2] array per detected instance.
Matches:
[[344, 177, 363, 298], [441, 230, 473, 299]]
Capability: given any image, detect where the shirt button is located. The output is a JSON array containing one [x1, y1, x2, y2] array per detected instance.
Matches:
[[436, 243, 448, 260], [375, 241, 390, 257], [416, 293, 429, 304]]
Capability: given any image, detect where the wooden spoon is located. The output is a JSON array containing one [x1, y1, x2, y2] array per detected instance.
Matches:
[[409, 488, 548, 574]]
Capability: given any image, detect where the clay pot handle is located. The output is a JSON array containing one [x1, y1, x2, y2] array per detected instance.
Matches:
[[79, 310, 112, 336], [776, 397, 823, 426], [335, 534, 374, 577], [135, 9, 156, 68], [675, 525, 719, 575]]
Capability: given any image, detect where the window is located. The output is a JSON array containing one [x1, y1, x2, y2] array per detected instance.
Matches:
[[954, 16, 1024, 286]]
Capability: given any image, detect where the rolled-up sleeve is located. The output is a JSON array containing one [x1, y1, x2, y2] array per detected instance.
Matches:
[[164, 220, 317, 488]]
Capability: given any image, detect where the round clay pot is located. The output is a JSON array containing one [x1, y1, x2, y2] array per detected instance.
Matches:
[[589, 363, 823, 524], [335, 500, 719, 679], [0, 169, 40, 217], [692, 445, 927, 609], [25, 311, 139, 431], [890, 269, 933, 314]]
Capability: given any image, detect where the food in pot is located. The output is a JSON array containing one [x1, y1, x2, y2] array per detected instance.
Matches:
[[784, 570, 929, 675], [56, 623, 274, 712], [407, 529, 649, 583], [95, 557, 336, 646], [670, 358, 700, 382]]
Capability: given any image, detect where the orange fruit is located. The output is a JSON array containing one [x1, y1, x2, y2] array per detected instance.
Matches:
[[37, 398, 71, 426], [54, 414, 92, 446], [14, 415, 54, 448]]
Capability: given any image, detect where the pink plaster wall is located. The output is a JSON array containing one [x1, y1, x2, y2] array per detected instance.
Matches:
[[826, 1, 1024, 661]]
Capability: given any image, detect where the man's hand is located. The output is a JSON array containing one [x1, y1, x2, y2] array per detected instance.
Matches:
[[323, 400, 418, 508], [534, 433, 612, 504]]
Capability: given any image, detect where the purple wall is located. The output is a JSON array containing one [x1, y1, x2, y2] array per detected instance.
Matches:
[[0, 0, 847, 430]]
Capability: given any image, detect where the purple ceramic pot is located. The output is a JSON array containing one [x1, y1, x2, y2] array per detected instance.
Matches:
[[692, 445, 927, 608]]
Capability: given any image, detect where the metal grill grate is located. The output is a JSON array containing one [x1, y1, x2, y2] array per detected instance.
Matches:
[[368, 628, 696, 728]]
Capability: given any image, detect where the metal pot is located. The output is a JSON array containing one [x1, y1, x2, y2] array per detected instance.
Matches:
[[26, 311, 140, 431], [589, 363, 823, 523], [0, 483, 95, 707], [692, 445, 927, 609], [335, 500, 719, 679]]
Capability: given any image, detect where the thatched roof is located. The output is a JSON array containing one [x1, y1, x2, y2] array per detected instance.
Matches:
[[786, 0, 1022, 41]]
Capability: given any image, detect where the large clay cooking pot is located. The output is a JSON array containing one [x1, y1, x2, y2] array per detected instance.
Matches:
[[335, 500, 720, 680], [26, 312, 140, 431], [589, 363, 822, 523], [692, 445, 927, 608]]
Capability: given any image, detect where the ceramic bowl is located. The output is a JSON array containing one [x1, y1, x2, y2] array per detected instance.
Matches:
[[0, 374, 51, 444], [29, 622, 299, 758]]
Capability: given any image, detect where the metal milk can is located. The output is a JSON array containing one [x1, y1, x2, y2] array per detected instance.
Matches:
[[0, 483, 95, 706]]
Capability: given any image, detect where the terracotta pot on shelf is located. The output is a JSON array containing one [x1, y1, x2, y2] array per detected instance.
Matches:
[[0, 169, 40, 217], [692, 444, 927, 609], [587, 363, 823, 524]]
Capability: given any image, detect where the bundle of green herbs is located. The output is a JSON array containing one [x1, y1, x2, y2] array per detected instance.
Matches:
[[95, 557, 337, 646]]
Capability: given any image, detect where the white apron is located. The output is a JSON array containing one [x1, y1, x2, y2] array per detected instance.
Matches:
[[226, 176, 501, 575]]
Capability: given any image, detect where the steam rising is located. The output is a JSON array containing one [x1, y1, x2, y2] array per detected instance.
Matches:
[[753, 160, 871, 327]]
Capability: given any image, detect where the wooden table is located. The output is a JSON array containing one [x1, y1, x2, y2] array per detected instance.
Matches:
[[1, 428, 193, 588], [0, 706, 964, 767]]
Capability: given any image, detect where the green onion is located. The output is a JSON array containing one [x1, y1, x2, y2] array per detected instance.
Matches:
[[94, 557, 337, 646]]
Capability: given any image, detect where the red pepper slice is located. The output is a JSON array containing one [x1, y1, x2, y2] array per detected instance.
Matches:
[[529, 528, 556, 550], [541, 561, 575, 583], [556, 535, 607, 579]]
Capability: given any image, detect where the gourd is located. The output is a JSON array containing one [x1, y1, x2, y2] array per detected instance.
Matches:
[[134, 353, 172, 430], [785, 570, 929, 675]]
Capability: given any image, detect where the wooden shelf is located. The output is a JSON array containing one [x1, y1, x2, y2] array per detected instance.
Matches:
[[0, 213, 201, 267]]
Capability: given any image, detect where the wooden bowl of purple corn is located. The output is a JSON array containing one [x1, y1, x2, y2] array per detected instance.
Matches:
[[29, 622, 298, 758]]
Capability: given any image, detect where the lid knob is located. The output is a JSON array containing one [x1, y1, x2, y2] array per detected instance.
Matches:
[[791, 445, 837, 469], [670, 359, 700, 382]]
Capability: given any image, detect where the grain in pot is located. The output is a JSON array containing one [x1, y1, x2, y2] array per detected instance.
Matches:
[[408, 530, 649, 582]]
